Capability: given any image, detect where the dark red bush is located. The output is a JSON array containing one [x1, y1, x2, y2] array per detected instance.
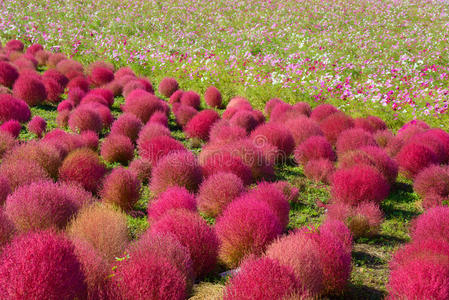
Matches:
[[285, 116, 323, 146], [304, 159, 335, 184], [158, 77, 179, 97], [100, 167, 140, 211], [28, 115, 46, 137], [397, 143, 439, 179], [335, 128, 377, 156], [184, 109, 220, 141], [204, 86, 222, 108], [110, 113, 143, 143], [12, 75, 47, 106], [0, 61, 19, 87], [294, 136, 336, 165], [68, 106, 103, 134], [310, 104, 339, 123], [319, 112, 354, 145], [180, 90, 201, 109], [139, 135, 186, 167], [100, 134, 134, 165], [0, 94, 31, 123]]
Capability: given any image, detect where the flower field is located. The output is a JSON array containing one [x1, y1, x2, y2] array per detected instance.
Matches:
[[0, 0, 449, 299]]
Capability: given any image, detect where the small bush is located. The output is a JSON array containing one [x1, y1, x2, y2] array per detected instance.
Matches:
[[0, 120, 21, 137], [173, 104, 198, 127], [294, 136, 336, 165], [319, 112, 354, 145], [397, 143, 439, 179], [12, 75, 47, 106], [335, 128, 377, 156], [250, 123, 295, 157], [100, 134, 134, 165], [0, 159, 49, 191], [110, 113, 142, 143], [100, 167, 140, 211], [184, 109, 220, 141], [209, 119, 247, 144], [229, 110, 258, 133], [0, 61, 19, 88], [68, 106, 103, 134], [0, 94, 31, 123], [410, 206, 449, 243], [180, 91, 201, 109], [304, 159, 335, 184], [128, 158, 152, 183], [138, 135, 186, 167], [204, 86, 222, 108], [158, 77, 179, 97], [201, 151, 253, 185], [28, 116, 46, 137], [310, 104, 339, 123]]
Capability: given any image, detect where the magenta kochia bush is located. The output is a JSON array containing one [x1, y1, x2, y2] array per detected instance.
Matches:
[[150, 209, 218, 278], [0, 231, 87, 299], [410, 206, 449, 243], [43, 77, 64, 103], [68, 106, 103, 134], [12, 75, 47, 106], [319, 112, 354, 145], [310, 104, 339, 123], [122, 92, 165, 123], [223, 257, 302, 300], [264, 98, 283, 117], [180, 90, 201, 109], [413, 165, 449, 202], [28, 115, 46, 137], [184, 109, 220, 141], [138, 135, 186, 167], [335, 128, 377, 156], [201, 152, 253, 185], [0, 120, 21, 138], [204, 86, 222, 108], [100, 134, 134, 165], [0, 210, 15, 249], [128, 158, 152, 183], [304, 159, 335, 184], [0, 94, 31, 123], [197, 172, 245, 218], [354, 116, 387, 133], [173, 104, 198, 127], [331, 165, 390, 206], [136, 122, 171, 146], [250, 123, 295, 157], [147, 186, 197, 224], [43, 69, 69, 88], [215, 197, 283, 268], [294, 136, 336, 165], [90, 67, 114, 86], [79, 130, 99, 151], [0, 159, 49, 191], [110, 113, 143, 143], [229, 110, 258, 133], [150, 151, 203, 196], [0, 176, 11, 205], [158, 77, 179, 97], [0, 131, 16, 159], [396, 143, 439, 179], [100, 167, 140, 211], [0, 61, 19, 88], [148, 111, 168, 127], [5, 180, 79, 233], [209, 119, 247, 144], [59, 148, 107, 193]]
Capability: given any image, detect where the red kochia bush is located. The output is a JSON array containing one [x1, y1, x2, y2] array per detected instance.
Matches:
[[0, 120, 21, 138], [204, 86, 222, 108], [201, 152, 253, 185], [215, 197, 283, 268], [319, 112, 354, 145], [43, 69, 69, 87], [0, 175, 11, 205], [227, 97, 252, 110], [229, 110, 258, 133], [90, 67, 114, 86], [89, 88, 114, 107], [0, 210, 15, 249], [100, 134, 134, 165], [12, 75, 47, 106], [413, 165, 449, 201], [0, 61, 19, 87], [331, 165, 390, 206], [100, 167, 140, 211], [59, 148, 107, 193], [128, 158, 152, 183], [304, 159, 335, 184], [250, 123, 295, 157], [26, 44, 44, 56], [150, 151, 203, 195], [148, 111, 168, 127], [173, 104, 198, 127], [150, 209, 218, 277], [136, 122, 171, 146], [57, 99, 74, 112], [28, 115, 46, 137], [0, 94, 31, 123], [158, 77, 179, 97], [5, 180, 79, 233], [209, 119, 247, 143], [5, 40, 24, 52], [0, 231, 87, 299], [335, 128, 377, 156], [67, 87, 86, 106], [79, 130, 99, 151], [147, 186, 197, 224], [110, 113, 143, 143], [285, 116, 323, 146], [139, 135, 186, 167], [81, 103, 113, 128], [223, 257, 302, 300], [169, 89, 184, 104], [180, 90, 201, 109], [264, 98, 283, 117], [310, 104, 339, 123], [294, 136, 336, 165], [0, 158, 49, 191], [396, 143, 439, 179], [410, 206, 449, 243], [197, 172, 245, 218], [68, 106, 103, 133], [56, 59, 84, 76], [122, 92, 165, 123], [184, 109, 220, 141], [43, 77, 64, 103], [0, 131, 16, 159], [265, 230, 324, 297]]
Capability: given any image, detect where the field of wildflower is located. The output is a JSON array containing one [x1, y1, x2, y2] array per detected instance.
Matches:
[[0, 0, 448, 299]]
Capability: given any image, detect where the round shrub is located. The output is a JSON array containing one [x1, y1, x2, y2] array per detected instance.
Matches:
[[68, 203, 129, 261], [79, 130, 99, 151], [304, 159, 335, 184], [331, 165, 390, 206], [269, 102, 292, 122], [180, 91, 201, 109], [201, 151, 253, 185], [285, 116, 323, 146], [57, 99, 74, 112], [0, 131, 16, 158], [68, 106, 103, 133], [80, 94, 109, 107], [128, 158, 152, 183], [42, 129, 83, 158], [0, 230, 87, 299], [335, 128, 377, 156], [0, 61, 19, 87], [310, 104, 339, 123], [184, 109, 220, 141], [265, 230, 324, 297], [139, 135, 186, 167], [250, 123, 295, 157], [270, 181, 299, 203], [0, 210, 14, 249], [374, 130, 395, 148], [100, 134, 134, 165], [35, 50, 50, 66], [147, 186, 197, 224], [229, 110, 258, 133], [81, 103, 113, 129], [150, 209, 218, 277], [209, 119, 247, 143], [5, 180, 79, 233], [425, 129, 449, 163], [59, 148, 107, 193], [0, 94, 31, 123], [222, 106, 250, 120], [150, 151, 202, 196], [28, 115, 46, 137], [204, 86, 222, 108], [148, 111, 168, 127], [410, 206, 449, 243], [47, 52, 67, 68], [136, 122, 171, 146], [197, 172, 245, 218], [110, 113, 142, 143], [319, 112, 354, 145], [264, 98, 283, 117], [215, 197, 283, 268], [67, 76, 90, 92], [174, 103, 198, 127], [0, 120, 21, 137], [122, 92, 165, 123], [89, 88, 114, 107], [413, 165, 449, 201], [0, 159, 49, 191], [43, 77, 64, 103], [0, 175, 11, 205], [397, 143, 439, 179], [56, 109, 70, 128], [12, 75, 47, 106], [223, 256, 302, 300], [100, 167, 140, 211], [56, 59, 84, 76], [5, 40, 24, 52], [227, 96, 252, 109], [294, 136, 336, 165], [158, 77, 179, 97], [90, 67, 114, 86], [67, 87, 86, 106], [25, 43, 44, 56], [320, 219, 353, 255], [250, 109, 265, 124], [43, 69, 69, 87]]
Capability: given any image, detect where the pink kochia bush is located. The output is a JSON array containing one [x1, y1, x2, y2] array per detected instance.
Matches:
[[413, 165, 449, 209], [0, 94, 31, 123], [209, 119, 247, 144], [28, 115, 46, 137], [223, 257, 303, 300], [310, 104, 339, 123], [100, 167, 140, 211], [100, 134, 134, 165], [0, 210, 15, 249], [12, 75, 47, 106], [147, 186, 197, 224], [410, 206, 449, 243], [4, 180, 81, 233], [150, 209, 218, 277], [122, 92, 165, 123], [150, 151, 202, 196], [59, 148, 107, 193], [0, 231, 88, 299], [0, 120, 21, 138], [68, 106, 103, 133], [173, 104, 198, 127], [136, 122, 171, 146], [197, 172, 245, 218], [331, 165, 390, 206], [304, 159, 336, 184], [295, 136, 336, 165], [148, 111, 168, 127], [0, 61, 19, 87], [250, 123, 295, 158], [396, 143, 439, 179], [138, 135, 186, 167], [0, 159, 49, 191], [319, 112, 354, 145], [335, 128, 377, 156], [204, 86, 222, 108], [128, 158, 152, 183], [184, 109, 220, 141], [0, 176, 11, 205], [180, 91, 201, 109], [110, 113, 143, 143], [215, 197, 283, 268], [201, 152, 253, 185], [158, 77, 179, 97]]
